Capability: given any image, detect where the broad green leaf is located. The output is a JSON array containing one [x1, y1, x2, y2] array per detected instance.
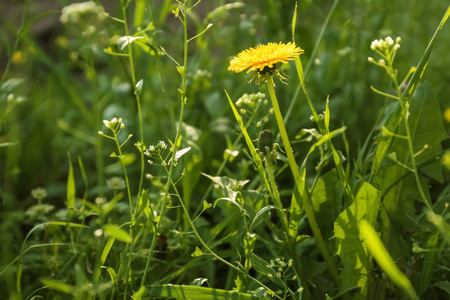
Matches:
[[311, 170, 343, 238], [372, 5, 450, 173], [145, 284, 264, 299], [334, 182, 381, 297], [435, 281, 450, 295], [391, 81, 448, 182], [103, 224, 132, 243], [418, 232, 439, 296], [359, 220, 419, 300]]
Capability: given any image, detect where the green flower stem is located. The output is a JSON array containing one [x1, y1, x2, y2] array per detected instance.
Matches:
[[264, 155, 290, 235], [110, 129, 134, 300], [140, 0, 189, 289], [265, 74, 340, 284], [264, 154, 311, 297]]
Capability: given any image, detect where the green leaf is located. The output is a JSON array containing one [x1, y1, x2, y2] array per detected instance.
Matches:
[[135, 190, 149, 219], [372, 4, 450, 173], [249, 205, 283, 232], [191, 246, 203, 257], [101, 237, 115, 265], [435, 281, 450, 295], [40, 279, 73, 294], [251, 254, 286, 290], [101, 266, 117, 284], [132, 285, 146, 300], [418, 232, 439, 296], [392, 81, 448, 182], [67, 153, 75, 213], [224, 90, 272, 202], [334, 182, 381, 296], [311, 170, 343, 238], [359, 220, 419, 300], [202, 200, 212, 211], [145, 284, 264, 299], [103, 224, 132, 243], [244, 233, 257, 270], [291, 2, 297, 43]]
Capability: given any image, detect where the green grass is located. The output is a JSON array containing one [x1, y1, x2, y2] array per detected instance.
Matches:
[[1, 0, 450, 299]]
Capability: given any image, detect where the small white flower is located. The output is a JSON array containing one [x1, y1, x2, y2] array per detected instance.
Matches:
[[120, 123, 125, 129], [94, 229, 103, 237], [31, 187, 47, 200], [368, 57, 374, 62], [395, 36, 401, 43], [98, 131, 103, 135], [385, 36, 394, 46]]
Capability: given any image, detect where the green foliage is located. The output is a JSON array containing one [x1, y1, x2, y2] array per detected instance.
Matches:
[[1, 0, 449, 299]]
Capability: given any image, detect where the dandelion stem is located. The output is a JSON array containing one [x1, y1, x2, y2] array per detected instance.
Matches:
[[265, 74, 340, 285]]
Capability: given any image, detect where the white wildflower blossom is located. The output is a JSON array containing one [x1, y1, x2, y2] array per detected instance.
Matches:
[[31, 187, 47, 200], [60, 1, 105, 24], [106, 176, 126, 191]]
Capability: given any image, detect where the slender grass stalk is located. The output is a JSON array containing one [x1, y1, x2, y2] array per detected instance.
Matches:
[[140, 0, 189, 289], [265, 74, 340, 285]]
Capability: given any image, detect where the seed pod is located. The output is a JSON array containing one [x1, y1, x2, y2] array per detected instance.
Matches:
[[258, 129, 273, 155]]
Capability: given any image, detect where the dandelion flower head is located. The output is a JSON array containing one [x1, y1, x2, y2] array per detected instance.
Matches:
[[229, 42, 304, 74]]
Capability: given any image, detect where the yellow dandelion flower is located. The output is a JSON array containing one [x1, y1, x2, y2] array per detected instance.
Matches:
[[229, 42, 304, 74]]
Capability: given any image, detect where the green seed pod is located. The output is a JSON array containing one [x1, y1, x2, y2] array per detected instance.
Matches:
[[258, 129, 273, 155]]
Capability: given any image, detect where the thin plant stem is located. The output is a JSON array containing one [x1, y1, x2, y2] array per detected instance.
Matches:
[[265, 74, 340, 285], [140, 0, 189, 288], [264, 153, 310, 297], [168, 178, 285, 300], [120, 0, 145, 195], [264, 155, 290, 235]]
